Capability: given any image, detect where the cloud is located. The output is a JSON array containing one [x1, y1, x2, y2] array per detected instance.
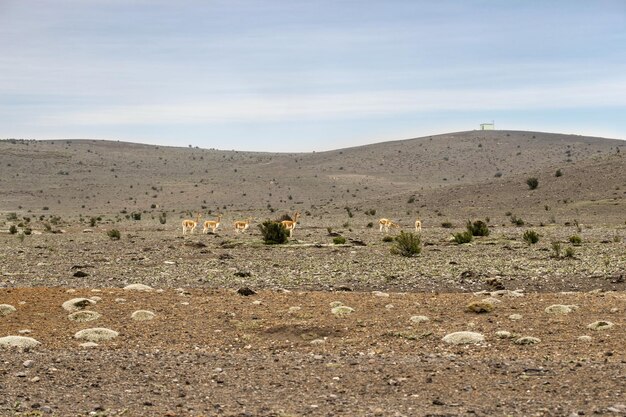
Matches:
[[39, 78, 626, 126]]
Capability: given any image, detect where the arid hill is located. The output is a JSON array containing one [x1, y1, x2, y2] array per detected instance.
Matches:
[[1, 130, 624, 226]]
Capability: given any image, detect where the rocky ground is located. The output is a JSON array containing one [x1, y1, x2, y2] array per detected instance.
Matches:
[[0, 223, 625, 416]]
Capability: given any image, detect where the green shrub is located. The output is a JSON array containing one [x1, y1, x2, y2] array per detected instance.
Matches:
[[441, 221, 453, 228], [569, 235, 582, 246], [131, 212, 141, 221], [333, 236, 347, 245], [382, 235, 394, 243], [107, 229, 121, 240], [258, 221, 288, 245], [453, 230, 473, 244], [551, 241, 562, 258], [509, 214, 525, 226], [89, 217, 97, 227], [466, 220, 489, 237], [555, 169, 563, 177], [159, 212, 167, 224], [523, 230, 540, 245], [564, 246, 575, 258], [526, 177, 539, 190], [9, 225, 17, 234], [23, 228, 32, 235], [392, 231, 421, 257], [7, 212, 18, 221]]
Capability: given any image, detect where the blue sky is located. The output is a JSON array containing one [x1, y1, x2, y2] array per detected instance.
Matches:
[[1, 0, 625, 151]]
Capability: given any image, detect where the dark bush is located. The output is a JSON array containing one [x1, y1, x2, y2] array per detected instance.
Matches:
[[382, 235, 394, 243], [466, 220, 490, 237], [131, 212, 141, 221], [453, 230, 473, 244], [9, 225, 17, 234], [555, 169, 563, 177], [392, 231, 421, 257], [569, 235, 582, 245], [526, 177, 539, 190], [159, 212, 167, 224], [258, 221, 288, 245], [333, 236, 347, 245], [523, 230, 540, 245], [441, 221, 454, 228], [107, 229, 121, 240]]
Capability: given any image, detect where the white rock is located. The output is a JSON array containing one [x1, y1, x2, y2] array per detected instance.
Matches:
[[288, 306, 301, 314], [131, 310, 156, 321], [68, 310, 101, 323], [587, 320, 614, 331], [90, 296, 102, 302], [0, 304, 17, 316], [496, 330, 512, 339], [578, 335, 592, 342], [409, 315, 430, 324], [74, 328, 119, 342], [372, 291, 389, 297], [0, 336, 41, 349], [509, 314, 523, 321], [80, 342, 99, 348], [331, 306, 354, 317], [62, 298, 96, 312], [514, 336, 541, 345], [442, 331, 485, 345], [123, 284, 153, 291], [329, 301, 344, 308], [545, 304, 574, 315]]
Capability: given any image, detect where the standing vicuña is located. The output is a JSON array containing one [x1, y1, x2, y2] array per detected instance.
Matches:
[[234, 218, 251, 234], [203, 214, 222, 234], [280, 212, 300, 238], [182, 213, 201, 235]]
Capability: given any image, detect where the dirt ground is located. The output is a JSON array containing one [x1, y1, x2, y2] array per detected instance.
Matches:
[[1, 132, 625, 416]]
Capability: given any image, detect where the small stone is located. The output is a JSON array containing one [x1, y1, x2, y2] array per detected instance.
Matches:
[[73, 271, 89, 278], [0, 304, 17, 316], [90, 296, 102, 302], [237, 287, 256, 296], [310, 339, 326, 345], [372, 291, 389, 297], [331, 306, 354, 317], [80, 342, 99, 348], [68, 310, 101, 323], [62, 298, 96, 312], [514, 336, 541, 345], [496, 330, 512, 339], [587, 320, 614, 331], [252, 300, 262, 305], [23, 360, 34, 368], [466, 300, 495, 314], [409, 315, 430, 324], [545, 304, 575, 315], [0, 336, 41, 349], [288, 306, 301, 314], [30, 376, 40, 383], [18, 329, 32, 334], [329, 301, 344, 308], [509, 314, 523, 321], [578, 335, 592, 342], [442, 331, 485, 345], [123, 284, 153, 291], [131, 310, 156, 321], [74, 328, 119, 342]]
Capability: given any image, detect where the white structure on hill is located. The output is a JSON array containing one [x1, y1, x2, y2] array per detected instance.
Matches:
[[480, 122, 495, 130]]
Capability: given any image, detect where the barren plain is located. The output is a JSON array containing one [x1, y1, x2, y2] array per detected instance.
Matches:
[[0, 130, 625, 416]]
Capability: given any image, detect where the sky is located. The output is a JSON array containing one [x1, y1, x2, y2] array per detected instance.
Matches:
[[1, 0, 625, 152]]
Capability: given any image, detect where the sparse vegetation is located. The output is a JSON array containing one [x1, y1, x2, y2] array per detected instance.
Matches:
[[333, 236, 346, 245], [564, 246, 575, 258], [258, 221, 288, 245], [526, 177, 539, 190], [107, 229, 121, 240], [569, 235, 582, 246], [382, 235, 394, 243], [391, 231, 421, 257], [551, 241, 562, 258], [510, 214, 525, 226], [466, 220, 489, 237], [523, 230, 540, 245], [441, 221, 453, 228], [9, 225, 17, 234], [159, 212, 167, 224], [555, 169, 563, 177], [453, 230, 473, 244]]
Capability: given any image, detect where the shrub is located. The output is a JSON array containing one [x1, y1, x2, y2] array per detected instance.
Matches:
[[441, 221, 453, 228], [555, 169, 563, 177], [407, 196, 416, 204], [159, 212, 167, 224], [23, 228, 32, 235], [9, 225, 17, 234], [466, 220, 489, 237], [131, 212, 141, 221], [366, 222, 374, 228], [6, 212, 17, 221], [453, 230, 473, 244], [564, 247, 575, 258], [89, 217, 97, 227], [107, 229, 121, 240], [258, 221, 288, 245], [382, 235, 394, 243], [569, 235, 582, 246], [392, 231, 421, 257], [526, 177, 539, 190], [333, 236, 347, 245], [523, 230, 540, 245], [551, 241, 562, 258], [510, 214, 525, 226]]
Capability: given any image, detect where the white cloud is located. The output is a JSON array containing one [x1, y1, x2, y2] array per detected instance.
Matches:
[[39, 79, 626, 126]]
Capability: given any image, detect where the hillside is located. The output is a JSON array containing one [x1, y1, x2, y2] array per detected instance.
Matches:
[[0, 130, 624, 226]]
